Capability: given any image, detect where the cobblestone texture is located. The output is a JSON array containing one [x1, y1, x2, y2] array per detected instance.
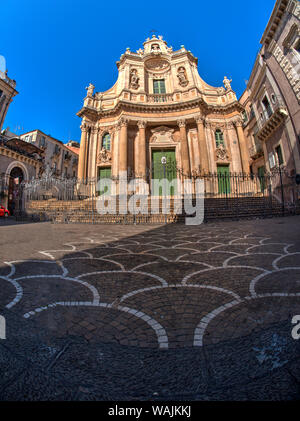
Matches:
[[0, 216, 299, 400]]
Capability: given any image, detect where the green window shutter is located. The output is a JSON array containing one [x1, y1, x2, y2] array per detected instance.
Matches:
[[215, 130, 224, 147], [102, 133, 111, 150], [153, 79, 166, 94]]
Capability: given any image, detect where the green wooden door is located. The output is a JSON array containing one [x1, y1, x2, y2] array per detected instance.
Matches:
[[217, 165, 230, 194], [98, 167, 111, 196], [152, 150, 176, 196]]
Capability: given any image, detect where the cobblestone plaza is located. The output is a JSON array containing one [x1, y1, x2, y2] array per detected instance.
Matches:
[[0, 216, 299, 400]]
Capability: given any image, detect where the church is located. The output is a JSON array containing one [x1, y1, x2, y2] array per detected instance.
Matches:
[[77, 35, 250, 193]]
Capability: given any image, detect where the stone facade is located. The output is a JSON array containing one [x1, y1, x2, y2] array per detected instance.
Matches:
[[0, 134, 44, 212], [240, 0, 300, 178], [19, 130, 79, 178], [77, 36, 250, 190], [0, 71, 18, 133]]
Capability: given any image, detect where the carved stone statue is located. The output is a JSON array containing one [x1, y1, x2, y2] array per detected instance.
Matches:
[[223, 76, 232, 91], [177, 67, 189, 87], [130, 69, 139, 89], [86, 83, 95, 97]]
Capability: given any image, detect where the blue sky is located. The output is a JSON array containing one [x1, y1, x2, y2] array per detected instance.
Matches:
[[1, 0, 276, 143]]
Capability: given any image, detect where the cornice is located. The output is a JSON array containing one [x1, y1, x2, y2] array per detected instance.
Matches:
[[77, 97, 243, 121]]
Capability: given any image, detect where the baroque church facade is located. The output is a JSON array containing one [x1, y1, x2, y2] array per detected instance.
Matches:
[[77, 35, 250, 191]]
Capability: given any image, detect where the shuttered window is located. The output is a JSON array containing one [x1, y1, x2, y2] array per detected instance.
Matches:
[[153, 79, 166, 94]]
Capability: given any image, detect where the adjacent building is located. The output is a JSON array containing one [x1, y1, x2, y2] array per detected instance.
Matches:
[[240, 0, 300, 196], [19, 130, 79, 178], [77, 35, 250, 194], [0, 70, 18, 133]]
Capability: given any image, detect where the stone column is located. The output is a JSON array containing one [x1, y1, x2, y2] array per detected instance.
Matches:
[[88, 126, 98, 180], [195, 116, 209, 174], [235, 117, 250, 173], [177, 119, 191, 177], [78, 122, 89, 181], [118, 118, 128, 174], [137, 120, 147, 178]]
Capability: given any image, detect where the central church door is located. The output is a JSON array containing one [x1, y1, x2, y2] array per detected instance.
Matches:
[[151, 150, 177, 196]]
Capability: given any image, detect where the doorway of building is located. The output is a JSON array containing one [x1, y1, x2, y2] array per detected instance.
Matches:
[[258, 166, 266, 193], [151, 149, 177, 196], [217, 164, 230, 195], [8, 166, 24, 214], [97, 167, 111, 196]]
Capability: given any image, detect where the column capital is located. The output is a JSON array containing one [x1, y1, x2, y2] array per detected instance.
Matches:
[[233, 116, 243, 127], [90, 125, 98, 134], [80, 122, 90, 132], [177, 119, 186, 128], [119, 117, 129, 128], [195, 116, 205, 125], [137, 120, 147, 129]]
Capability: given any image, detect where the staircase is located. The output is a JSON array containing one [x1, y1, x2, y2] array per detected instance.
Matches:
[[21, 195, 298, 224]]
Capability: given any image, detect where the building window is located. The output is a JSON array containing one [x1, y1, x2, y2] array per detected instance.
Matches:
[[249, 105, 255, 120], [275, 144, 284, 166], [269, 152, 276, 169], [295, 40, 300, 54], [40, 136, 46, 148], [102, 133, 111, 150], [242, 110, 248, 123], [262, 95, 272, 118], [215, 129, 225, 147], [271, 93, 276, 104], [153, 79, 166, 94]]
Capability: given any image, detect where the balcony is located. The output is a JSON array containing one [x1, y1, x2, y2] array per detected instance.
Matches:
[[257, 95, 288, 142], [249, 141, 264, 160], [147, 94, 173, 103]]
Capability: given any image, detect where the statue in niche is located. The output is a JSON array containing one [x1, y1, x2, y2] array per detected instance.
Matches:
[[177, 67, 189, 87], [130, 69, 139, 89], [223, 76, 232, 91]]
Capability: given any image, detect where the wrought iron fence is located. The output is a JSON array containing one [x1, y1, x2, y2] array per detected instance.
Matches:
[[1, 164, 299, 223]]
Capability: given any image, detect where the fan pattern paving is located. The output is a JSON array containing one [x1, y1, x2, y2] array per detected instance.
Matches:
[[1, 225, 299, 349]]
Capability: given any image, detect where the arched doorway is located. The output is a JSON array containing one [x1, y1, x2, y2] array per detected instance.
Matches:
[[8, 166, 24, 215]]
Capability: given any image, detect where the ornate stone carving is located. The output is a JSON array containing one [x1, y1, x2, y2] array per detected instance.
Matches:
[[145, 59, 170, 72], [137, 120, 147, 129], [177, 67, 189, 87], [195, 116, 205, 125], [80, 122, 90, 132], [215, 144, 230, 161], [177, 119, 186, 128], [129, 69, 139, 89], [151, 43, 161, 55], [150, 126, 175, 143], [97, 147, 112, 163], [118, 117, 129, 127], [223, 76, 232, 91], [86, 83, 95, 97], [226, 121, 235, 129], [233, 116, 243, 127]]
